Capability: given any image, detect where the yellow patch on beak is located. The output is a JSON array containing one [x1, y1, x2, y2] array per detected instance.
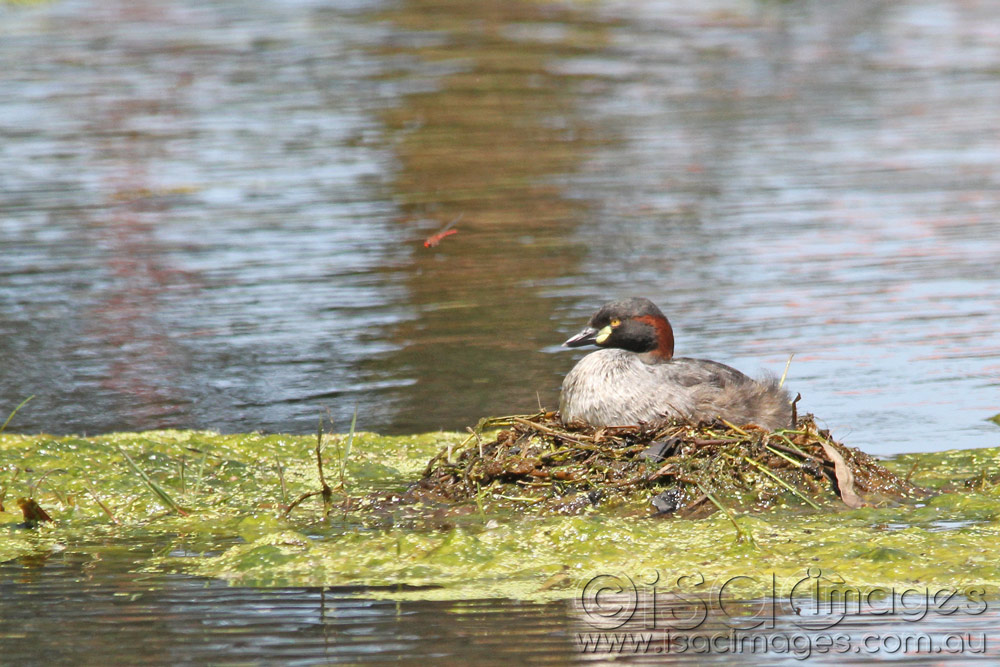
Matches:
[[594, 324, 613, 344]]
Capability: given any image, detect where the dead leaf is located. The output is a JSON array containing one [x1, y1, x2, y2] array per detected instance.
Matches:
[[17, 497, 53, 526], [819, 442, 865, 508]]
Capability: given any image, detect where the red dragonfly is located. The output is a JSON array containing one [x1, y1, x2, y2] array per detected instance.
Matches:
[[423, 214, 462, 248]]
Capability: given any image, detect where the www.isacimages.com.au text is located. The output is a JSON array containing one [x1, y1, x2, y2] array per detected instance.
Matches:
[[575, 630, 987, 660]]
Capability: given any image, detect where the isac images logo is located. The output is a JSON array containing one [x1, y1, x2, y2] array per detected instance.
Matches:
[[575, 569, 989, 660]]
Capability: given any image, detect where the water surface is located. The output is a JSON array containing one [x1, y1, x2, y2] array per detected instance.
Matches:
[[2, 0, 998, 454], [2, 540, 996, 664]]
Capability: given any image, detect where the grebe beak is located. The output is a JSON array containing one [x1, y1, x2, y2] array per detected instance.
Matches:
[[563, 326, 599, 347]]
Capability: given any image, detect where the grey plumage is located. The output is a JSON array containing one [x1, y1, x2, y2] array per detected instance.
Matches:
[[559, 348, 792, 431]]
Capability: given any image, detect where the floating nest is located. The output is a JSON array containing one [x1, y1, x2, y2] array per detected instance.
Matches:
[[412, 412, 928, 516]]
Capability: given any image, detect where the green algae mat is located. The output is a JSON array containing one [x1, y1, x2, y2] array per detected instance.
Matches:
[[2, 420, 1000, 602]]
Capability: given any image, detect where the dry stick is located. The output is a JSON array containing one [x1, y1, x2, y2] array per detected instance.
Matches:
[[648, 463, 679, 480], [284, 419, 335, 517], [679, 493, 709, 514], [512, 417, 596, 450], [692, 438, 741, 446], [770, 437, 823, 464], [315, 418, 332, 504], [791, 393, 802, 427], [425, 414, 535, 475], [422, 449, 447, 479], [468, 426, 484, 459]]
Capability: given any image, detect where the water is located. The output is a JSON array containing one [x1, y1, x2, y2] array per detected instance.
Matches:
[[2, 540, 997, 664], [2, 0, 998, 453], [0, 540, 575, 665], [2, 0, 1000, 662]]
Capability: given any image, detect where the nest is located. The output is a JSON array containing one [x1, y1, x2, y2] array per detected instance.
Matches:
[[413, 412, 927, 516]]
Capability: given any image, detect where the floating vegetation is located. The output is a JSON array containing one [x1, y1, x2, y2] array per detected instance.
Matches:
[[413, 412, 927, 516], [1, 416, 999, 600]]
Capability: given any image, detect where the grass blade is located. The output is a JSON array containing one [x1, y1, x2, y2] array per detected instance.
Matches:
[[1, 395, 34, 434], [117, 446, 189, 516], [695, 481, 756, 547], [743, 456, 821, 510], [344, 406, 357, 462], [779, 354, 795, 389]]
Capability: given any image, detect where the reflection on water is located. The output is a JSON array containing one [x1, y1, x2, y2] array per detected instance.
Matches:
[[565, 0, 1000, 454], [1, 1, 999, 451], [361, 0, 606, 432], [2, 540, 998, 664], [0, 540, 575, 664], [2, 0, 412, 434]]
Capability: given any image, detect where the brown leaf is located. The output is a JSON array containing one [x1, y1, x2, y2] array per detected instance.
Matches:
[[819, 442, 865, 508], [17, 497, 53, 524]]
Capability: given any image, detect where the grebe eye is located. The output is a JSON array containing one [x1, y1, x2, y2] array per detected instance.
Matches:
[[610, 318, 621, 327]]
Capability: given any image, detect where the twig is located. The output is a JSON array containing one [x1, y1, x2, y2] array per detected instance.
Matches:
[[283, 489, 326, 517], [284, 417, 334, 518], [430, 414, 535, 471], [315, 417, 333, 510], [468, 426, 484, 459], [692, 438, 740, 446], [512, 417, 595, 449], [422, 448, 447, 478], [769, 436, 822, 463]]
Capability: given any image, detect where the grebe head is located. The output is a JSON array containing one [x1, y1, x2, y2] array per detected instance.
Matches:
[[562, 297, 675, 361]]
